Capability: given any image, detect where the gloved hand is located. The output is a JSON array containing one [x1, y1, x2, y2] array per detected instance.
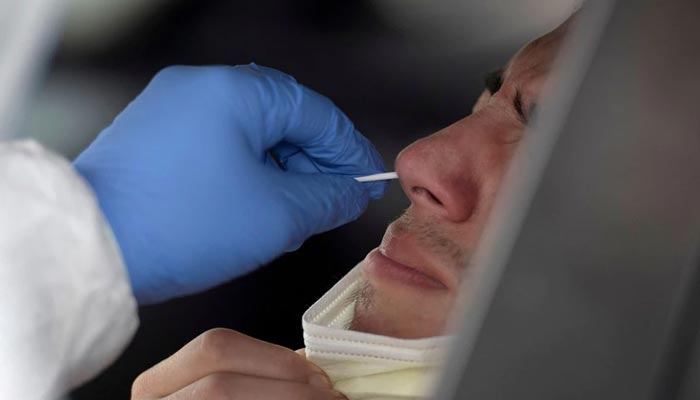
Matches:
[[74, 64, 387, 304]]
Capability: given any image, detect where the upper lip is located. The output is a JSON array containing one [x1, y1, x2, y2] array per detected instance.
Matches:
[[380, 238, 458, 290]]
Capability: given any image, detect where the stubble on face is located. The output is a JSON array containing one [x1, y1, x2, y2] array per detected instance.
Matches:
[[388, 211, 468, 269], [349, 209, 470, 335], [348, 13, 579, 337]]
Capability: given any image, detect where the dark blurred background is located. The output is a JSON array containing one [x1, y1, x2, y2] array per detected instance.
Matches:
[[12, 0, 577, 397]]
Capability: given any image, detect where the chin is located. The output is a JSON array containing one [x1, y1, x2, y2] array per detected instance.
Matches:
[[351, 275, 454, 339]]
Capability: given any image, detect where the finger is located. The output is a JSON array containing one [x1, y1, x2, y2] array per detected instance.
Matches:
[[161, 372, 347, 400], [267, 142, 321, 173], [267, 141, 387, 200], [131, 328, 330, 399], [283, 148, 388, 200], [270, 171, 371, 252], [235, 64, 387, 178]]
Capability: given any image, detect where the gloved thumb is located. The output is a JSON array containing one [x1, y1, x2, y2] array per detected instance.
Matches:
[[275, 172, 370, 252], [268, 142, 389, 201]]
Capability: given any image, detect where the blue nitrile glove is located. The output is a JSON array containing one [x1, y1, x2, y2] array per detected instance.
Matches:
[[74, 64, 387, 304]]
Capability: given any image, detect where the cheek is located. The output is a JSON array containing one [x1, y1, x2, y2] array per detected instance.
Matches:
[[479, 153, 514, 214], [477, 136, 517, 203], [499, 126, 525, 145], [453, 142, 517, 244]]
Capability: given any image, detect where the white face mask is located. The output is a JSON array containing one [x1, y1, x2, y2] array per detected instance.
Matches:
[[302, 264, 453, 400]]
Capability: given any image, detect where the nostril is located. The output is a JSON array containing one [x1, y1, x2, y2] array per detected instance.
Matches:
[[411, 186, 443, 207]]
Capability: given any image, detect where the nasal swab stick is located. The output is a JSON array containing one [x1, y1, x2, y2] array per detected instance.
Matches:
[[354, 172, 399, 182]]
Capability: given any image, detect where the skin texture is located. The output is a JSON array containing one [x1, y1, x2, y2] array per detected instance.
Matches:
[[351, 16, 575, 339], [131, 328, 347, 399], [131, 15, 576, 399]]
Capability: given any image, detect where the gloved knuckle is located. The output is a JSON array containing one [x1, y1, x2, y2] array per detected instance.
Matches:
[[153, 65, 190, 82], [152, 65, 231, 92], [201, 66, 246, 87]]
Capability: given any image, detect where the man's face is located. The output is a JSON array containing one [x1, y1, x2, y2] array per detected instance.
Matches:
[[351, 17, 574, 339]]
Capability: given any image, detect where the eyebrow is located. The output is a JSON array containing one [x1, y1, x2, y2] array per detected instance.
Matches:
[[485, 68, 535, 124], [484, 69, 503, 94]]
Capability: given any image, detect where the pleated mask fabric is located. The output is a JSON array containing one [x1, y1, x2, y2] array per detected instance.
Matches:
[[302, 264, 452, 400]]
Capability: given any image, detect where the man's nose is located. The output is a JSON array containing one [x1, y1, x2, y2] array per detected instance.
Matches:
[[395, 132, 480, 223]]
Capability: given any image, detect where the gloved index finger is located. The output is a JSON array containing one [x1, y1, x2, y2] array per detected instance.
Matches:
[[242, 64, 387, 178]]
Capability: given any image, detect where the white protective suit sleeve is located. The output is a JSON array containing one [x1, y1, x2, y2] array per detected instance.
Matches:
[[0, 140, 139, 400]]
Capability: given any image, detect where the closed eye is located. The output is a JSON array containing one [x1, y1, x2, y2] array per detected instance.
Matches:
[[514, 90, 526, 123], [514, 90, 537, 124]]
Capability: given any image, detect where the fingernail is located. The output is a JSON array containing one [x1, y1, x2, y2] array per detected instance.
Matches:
[[309, 372, 332, 389]]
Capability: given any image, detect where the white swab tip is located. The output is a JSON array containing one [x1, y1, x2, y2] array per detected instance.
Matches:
[[354, 172, 399, 182]]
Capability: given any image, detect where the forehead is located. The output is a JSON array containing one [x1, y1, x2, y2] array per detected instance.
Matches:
[[502, 20, 572, 92]]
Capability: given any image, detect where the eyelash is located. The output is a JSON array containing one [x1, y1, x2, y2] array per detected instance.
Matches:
[[484, 69, 535, 124], [514, 91, 526, 122]]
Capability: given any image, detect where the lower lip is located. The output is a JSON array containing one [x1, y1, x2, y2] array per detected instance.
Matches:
[[365, 249, 447, 290]]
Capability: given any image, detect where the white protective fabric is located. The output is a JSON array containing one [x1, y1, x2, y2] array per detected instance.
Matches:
[[0, 140, 138, 400], [302, 264, 453, 400]]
